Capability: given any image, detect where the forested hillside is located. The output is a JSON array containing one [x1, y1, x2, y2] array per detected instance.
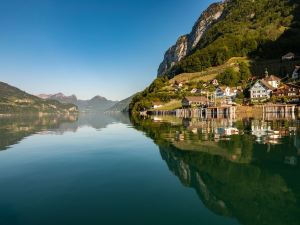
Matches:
[[162, 0, 300, 77], [0, 82, 78, 114], [130, 0, 300, 113]]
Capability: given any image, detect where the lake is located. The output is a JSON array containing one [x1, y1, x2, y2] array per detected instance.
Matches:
[[0, 113, 299, 225]]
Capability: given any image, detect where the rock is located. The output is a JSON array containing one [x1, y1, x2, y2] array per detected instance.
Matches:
[[157, 1, 227, 76]]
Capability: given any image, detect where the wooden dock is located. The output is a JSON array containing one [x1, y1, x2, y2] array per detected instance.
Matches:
[[175, 106, 236, 119], [262, 104, 298, 120], [262, 104, 297, 114], [148, 104, 300, 119]]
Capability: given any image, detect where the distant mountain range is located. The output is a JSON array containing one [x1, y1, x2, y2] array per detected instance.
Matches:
[[0, 82, 78, 114], [106, 95, 134, 112], [38, 93, 119, 112]]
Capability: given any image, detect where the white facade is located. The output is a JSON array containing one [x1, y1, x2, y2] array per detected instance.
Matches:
[[266, 79, 280, 89], [190, 88, 198, 94], [215, 87, 238, 98], [250, 81, 272, 99], [292, 66, 299, 80]]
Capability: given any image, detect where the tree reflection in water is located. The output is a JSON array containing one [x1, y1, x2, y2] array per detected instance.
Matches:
[[132, 115, 300, 225]]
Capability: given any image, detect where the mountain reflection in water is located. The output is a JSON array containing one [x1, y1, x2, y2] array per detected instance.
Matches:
[[0, 114, 299, 225], [0, 113, 130, 151], [131, 115, 300, 225]]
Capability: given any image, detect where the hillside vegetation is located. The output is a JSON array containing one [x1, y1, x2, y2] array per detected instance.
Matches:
[[167, 0, 299, 77], [129, 58, 250, 112], [130, 0, 300, 112], [0, 82, 78, 114]]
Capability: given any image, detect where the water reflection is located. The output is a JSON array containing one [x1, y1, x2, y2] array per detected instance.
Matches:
[[131, 115, 300, 225], [0, 113, 130, 151]]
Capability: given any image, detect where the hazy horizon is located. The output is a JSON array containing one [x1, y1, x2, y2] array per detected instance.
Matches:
[[0, 0, 214, 101]]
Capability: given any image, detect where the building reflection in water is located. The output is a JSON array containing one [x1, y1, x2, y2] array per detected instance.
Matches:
[[131, 115, 300, 225]]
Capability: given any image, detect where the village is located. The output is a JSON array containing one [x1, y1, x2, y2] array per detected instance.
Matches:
[[150, 53, 300, 118]]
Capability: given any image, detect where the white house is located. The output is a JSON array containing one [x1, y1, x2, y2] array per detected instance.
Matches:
[[211, 79, 219, 86], [250, 80, 275, 99], [190, 88, 198, 94], [152, 102, 163, 109], [292, 66, 300, 80], [199, 89, 208, 95], [263, 75, 281, 89], [215, 87, 238, 98], [282, 52, 295, 61]]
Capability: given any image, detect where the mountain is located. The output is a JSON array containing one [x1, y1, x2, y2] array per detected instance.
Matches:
[[77, 96, 118, 112], [158, 0, 300, 77], [106, 95, 135, 112], [158, 1, 226, 75], [0, 82, 78, 114], [39, 93, 118, 112], [130, 0, 300, 112]]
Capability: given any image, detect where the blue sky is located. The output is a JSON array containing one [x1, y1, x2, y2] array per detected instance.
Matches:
[[0, 0, 215, 100]]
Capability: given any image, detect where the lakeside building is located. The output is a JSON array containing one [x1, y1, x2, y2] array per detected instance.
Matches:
[[273, 83, 300, 102], [211, 79, 219, 86], [250, 80, 275, 100], [152, 101, 163, 109], [263, 75, 281, 89], [292, 66, 300, 80], [182, 96, 208, 108], [250, 72, 281, 101], [215, 87, 238, 98], [190, 88, 198, 94], [282, 52, 295, 61]]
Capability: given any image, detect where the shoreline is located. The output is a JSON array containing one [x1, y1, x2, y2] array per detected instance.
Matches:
[[145, 105, 300, 119]]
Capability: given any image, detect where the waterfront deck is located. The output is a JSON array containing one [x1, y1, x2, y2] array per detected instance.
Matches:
[[149, 105, 236, 119], [175, 106, 236, 119], [262, 104, 298, 120], [149, 104, 300, 119], [262, 104, 297, 114]]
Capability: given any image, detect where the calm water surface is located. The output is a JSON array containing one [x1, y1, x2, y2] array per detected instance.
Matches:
[[0, 113, 299, 225]]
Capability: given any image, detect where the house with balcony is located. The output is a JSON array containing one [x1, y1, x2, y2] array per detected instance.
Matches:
[[250, 80, 275, 100]]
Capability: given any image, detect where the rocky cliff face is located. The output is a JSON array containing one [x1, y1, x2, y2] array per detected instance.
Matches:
[[157, 1, 226, 76]]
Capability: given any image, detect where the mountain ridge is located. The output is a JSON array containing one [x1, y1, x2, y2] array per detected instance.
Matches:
[[157, 0, 300, 78], [38, 93, 118, 112], [130, 0, 300, 112], [0, 82, 78, 114], [158, 0, 227, 76], [106, 95, 135, 112]]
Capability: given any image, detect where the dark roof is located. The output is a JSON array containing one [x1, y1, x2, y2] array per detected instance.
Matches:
[[282, 52, 295, 57], [184, 96, 207, 102], [285, 83, 300, 89]]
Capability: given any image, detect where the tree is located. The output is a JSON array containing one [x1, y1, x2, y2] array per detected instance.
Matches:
[[239, 62, 251, 83], [217, 68, 240, 87]]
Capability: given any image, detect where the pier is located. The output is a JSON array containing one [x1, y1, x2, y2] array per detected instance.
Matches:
[[262, 104, 297, 114], [149, 106, 236, 119], [262, 104, 298, 120]]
